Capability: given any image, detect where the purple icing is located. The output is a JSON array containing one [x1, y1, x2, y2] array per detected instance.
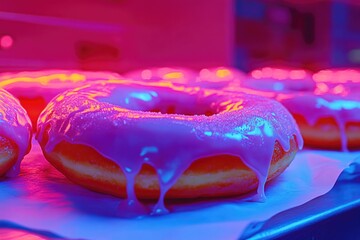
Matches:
[[0, 89, 32, 177], [36, 80, 302, 216]]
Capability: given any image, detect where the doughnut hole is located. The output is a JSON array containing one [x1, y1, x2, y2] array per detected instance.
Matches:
[[98, 89, 219, 116], [292, 114, 360, 150], [40, 136, 299, 199], [18, 96, 47, 131], [0, 136, 19, 177]]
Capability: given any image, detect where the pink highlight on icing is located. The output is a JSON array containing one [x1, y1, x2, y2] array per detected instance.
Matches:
[[36, 79, 302, 216], [0, 89, 32, 177]]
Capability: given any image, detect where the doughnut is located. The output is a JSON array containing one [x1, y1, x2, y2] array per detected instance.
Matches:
[[0, 69, 121, 129], [124, 67, 197, 85], [0, 89, 32, 177], [36, 79, 303, 215], [277, 69, 360, 151], [238, 67, 360, 151]]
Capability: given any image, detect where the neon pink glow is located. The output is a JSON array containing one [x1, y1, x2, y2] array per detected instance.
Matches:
[[262, 67, 273, 78], [272, 69, 287, 80], [251, 70, 262, 79], [251, 67, 308, 81], [289, 70, 306, 79], [0, 35, 13, 49], [313, 69, 360, 83], [314, 83, 329, 94], [140, 70, 152, 80], [333, 84, 346, 95]]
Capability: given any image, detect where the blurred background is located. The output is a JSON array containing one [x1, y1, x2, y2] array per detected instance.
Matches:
[[1, 0, 360, 73]]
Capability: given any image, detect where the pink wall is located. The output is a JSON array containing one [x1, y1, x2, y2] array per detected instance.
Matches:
[[0, 0, 234, 73]]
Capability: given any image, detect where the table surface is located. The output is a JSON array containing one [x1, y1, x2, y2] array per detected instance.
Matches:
[[1, 151, 360, 240], [239, 163, 360, 240], [3, 173, 360, 240]]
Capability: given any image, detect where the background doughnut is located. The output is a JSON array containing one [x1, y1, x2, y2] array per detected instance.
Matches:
[[0, 69, 121, 129]]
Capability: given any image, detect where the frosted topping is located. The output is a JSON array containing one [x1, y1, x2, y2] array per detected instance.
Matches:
[[0, 69, 121, 101], [0, 89, 32, 177], [37, 80, 302, 216], [124, 67, 197, 86]]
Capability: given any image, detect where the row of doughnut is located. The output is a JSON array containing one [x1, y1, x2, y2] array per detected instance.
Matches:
[[0, 67, 358, 216], [125, 67, 360, 151]]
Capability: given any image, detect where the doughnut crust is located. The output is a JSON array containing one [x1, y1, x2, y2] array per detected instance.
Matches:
[[40, 137, 299, 199], [0, 136, 18, 177], [291, 114, 360, 150]]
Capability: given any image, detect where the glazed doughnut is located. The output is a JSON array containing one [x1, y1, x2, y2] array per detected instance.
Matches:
[[0, 69, 121, 129], [0, 89, 32, 177], [36, 80, 303, 215], [277, 69, 360, 151], [124, 67, 197, 85]]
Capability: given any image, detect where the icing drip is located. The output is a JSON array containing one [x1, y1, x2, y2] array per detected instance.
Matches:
[[37, 80, 302, 215], [118, 169, 149, 217], [0, 89, 32, 177]]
